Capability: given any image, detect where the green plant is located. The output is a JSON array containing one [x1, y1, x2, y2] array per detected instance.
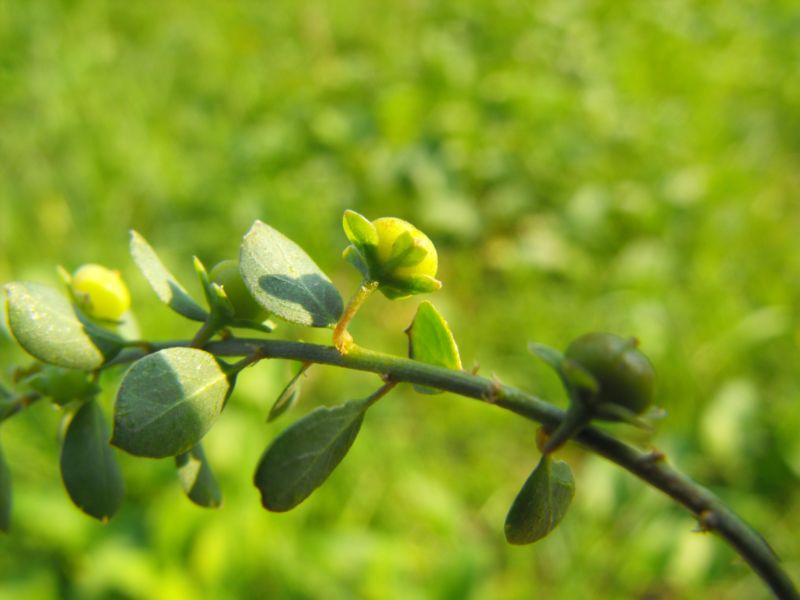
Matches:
[[0, 211, 797, 599]]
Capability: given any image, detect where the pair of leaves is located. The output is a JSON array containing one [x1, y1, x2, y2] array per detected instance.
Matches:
[[133, 222, 344, 329], [112, 347, 231, 458], [407, 301, 462, 394], [4, 282, 123, 370], [505, 454, 575, 545], [60, 400, 124, 521]]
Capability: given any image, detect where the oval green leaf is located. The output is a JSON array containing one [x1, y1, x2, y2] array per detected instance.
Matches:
[[60, 400, 125, 521], [343, 209, 378, 250], [254, 399, 367, 512], [0, 435, 11, 532], [240, 220, 344, 328], [112, 348, 231, 458], [175, 443, 222, 508], [407, 301, 462, 394], [5, 282, 123, 370], [129, 230, 208, 322], [505, 455, 575, 545]]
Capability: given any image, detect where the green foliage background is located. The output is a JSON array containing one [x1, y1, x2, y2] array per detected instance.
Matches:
[[1, 1, 799, 598]]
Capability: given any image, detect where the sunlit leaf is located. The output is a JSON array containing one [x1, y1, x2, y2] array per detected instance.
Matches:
[[343, 209, 378, 249], [254, 399, 367, 512], [5, 282, 122, 370], [129, 230, 208, 322], [505, 455, 575, 545], [240, 220, 343, 327], [407, 301, 462, 394], [60, 400, 125, 521], [112, 348, 231, 458], [175, 443, 222, 508]]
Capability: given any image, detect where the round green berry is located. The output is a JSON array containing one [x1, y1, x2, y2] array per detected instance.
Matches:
[[71, 264, 131, 321], [372, 217, 438, 280], [209, 260, 267, 321], [564, 332, 655, 415]]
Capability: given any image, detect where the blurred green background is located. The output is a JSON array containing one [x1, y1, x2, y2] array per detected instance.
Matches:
[[1, 0, 799, 598]]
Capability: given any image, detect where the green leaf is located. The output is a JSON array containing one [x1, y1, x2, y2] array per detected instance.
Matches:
[[379, 274, 442, 300], [407, 301, 462, 394], [5, 282, 122, 370], [254, 399, 367, 512], [112, 348, 231, 458], [240, 220, 344, 328], [528, 342, 564, 373], [343, 209, 378, 249], [129, 230, 208, 322], [175, 443, 222, 508], [0, 435, 11, 532], [267, 364, 309, 422], [60, 400, 125, 521], [505, 455, 575, 545]]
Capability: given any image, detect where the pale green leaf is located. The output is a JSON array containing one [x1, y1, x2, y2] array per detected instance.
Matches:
[[343, 209, 378, 249], [5, 282, 122, 370], [407, 301, 462, 393]]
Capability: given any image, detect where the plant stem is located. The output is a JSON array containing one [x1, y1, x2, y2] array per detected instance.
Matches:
[[67, 337, 800, 599], [332, 280, 378, 353]]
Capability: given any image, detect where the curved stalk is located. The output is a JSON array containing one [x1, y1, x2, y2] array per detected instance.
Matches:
[[87, 338, 800, 599]]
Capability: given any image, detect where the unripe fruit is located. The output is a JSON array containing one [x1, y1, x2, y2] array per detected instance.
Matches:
[[71, 264, 131, 321], [209, 260, 267, 321], [564, 332, 655, 415], [372, 217, 438, 279]]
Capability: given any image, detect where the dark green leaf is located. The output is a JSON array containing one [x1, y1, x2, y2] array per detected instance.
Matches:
[[60, 400, 124, 521], [342, 209, 378, 249], [112, 348, 231, 458], [407, 301, 462, 394], [129, 230, 208, 322], [505, 455, 575, 545], [379, 274, 442, 300], [561, 358, 599, 396], [267, 364, 309, 422], [254, 400, 367, 512], [5, 282, 122, 370], [175, 443, 222, 508], [0, 435, 11, 532], [239, 220, 344, 328]]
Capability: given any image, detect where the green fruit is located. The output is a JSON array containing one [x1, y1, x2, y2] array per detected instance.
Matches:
[[372, 217, 438, 280], [564, 332, 655, 415], [71, 264, 131, 321], [209, 260, 267, 321]]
